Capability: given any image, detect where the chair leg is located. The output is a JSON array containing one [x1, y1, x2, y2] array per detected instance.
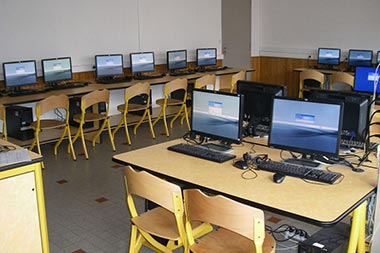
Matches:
[[54, 127, 67, 156], [134, 109, 147, 135], [112, 116, 124, 140], [92, 120, 107, 147], [113, 113, 131, 145], [182, 105, 190, 131], [78, 125, 89, 159], [65, 125, 76, 161], [162, 107, 169, 136], [152, 107, 164, 127], [106, 119, 116, 151], [170, 105, 184, 128], [146, 110, 156, 139]]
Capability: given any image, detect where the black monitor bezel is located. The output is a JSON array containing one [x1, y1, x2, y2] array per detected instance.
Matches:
[[95, 54, 124, 78], [348, 49, 373, 67], [268, 96, 344, 157], [317, 47, 341, 66], [196, 48, 217, 67], [190, 88, 244, 145], [167, 49, 187, 71], [2, 60, 38, 88], [41, 56, 73, 83], [129, 51, 155, 74]]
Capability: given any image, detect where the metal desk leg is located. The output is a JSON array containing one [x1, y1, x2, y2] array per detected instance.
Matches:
[[347, 201, 367, 253]]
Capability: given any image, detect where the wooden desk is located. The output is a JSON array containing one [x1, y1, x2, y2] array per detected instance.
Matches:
[[294, 67, 354, 75], [113, 139, 377, 252]]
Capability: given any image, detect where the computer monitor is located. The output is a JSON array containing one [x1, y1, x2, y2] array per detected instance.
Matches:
[[191, 89, 244, 148], [167, 50, 187, 71], [236, 80, 286, 136], [269, 97, 343, 159], [2, 60, 38, 89], [309, 89, 371, 144], [354, 66, 380, 93], [348, 49, 373, 68], [95, 54, 124, 78], [130, 52, 155, 74], [377, 51, 380, 64], [196, 48, 217, 67], [42, 57, 72, 84], [317, 48, 341, 66]]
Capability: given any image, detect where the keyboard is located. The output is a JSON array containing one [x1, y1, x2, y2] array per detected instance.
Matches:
[[169, 70, 196, 76], [257, 160, 342, 184], [134, 73, 166, 80], [8, 89, 47, 97], [167, 143, 236, 163], [340, 139, 377, 149], [97, 76, 132, 84], [49, 82, 89, 90]]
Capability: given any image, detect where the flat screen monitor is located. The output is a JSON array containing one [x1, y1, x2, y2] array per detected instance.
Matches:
[[167, 50, 187, 71], [309, 89, 371, 144], [317, 48, 341, 66], [42, 57, 72, 83], [237, 80, 286, 136], [130, 52, 155, 74], [348, 49, 373, 67], [95, 54, 124, 77], [2, 60, 38, 88], [191, 89, 244, 146], [354, 66, 380, 93], [377, 51, 380, 64], [196, 48, 217, 67], [269, 97, 343, 158]]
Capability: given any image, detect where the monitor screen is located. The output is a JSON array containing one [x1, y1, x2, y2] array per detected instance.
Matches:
[[377, 51, 380, 64], [309, 89, 371, 143], [354, 66, 380, 93], [348, 49, 373, 67], [317, 48, 340, 66], [167, 50, 187, 71], [95, 54, 124, 77], [237, 80, 286, 136], [269, 97, 343, 157], [42, 57, 72, 83], [191, 89, 244, 145], [3, 60, 38, 88], [130, 52, 155, 73], [196, 48, 217, 67]]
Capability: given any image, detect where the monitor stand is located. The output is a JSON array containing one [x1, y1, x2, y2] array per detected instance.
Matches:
[[201, 142, 232, 153]]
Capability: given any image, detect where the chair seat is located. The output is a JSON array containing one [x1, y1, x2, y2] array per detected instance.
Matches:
[[190, 228, 275, 253], [117, 103, 146, 113], [31, 119, 66, 130], [156, 98, 184, 106], [73, 113, 107, 123]]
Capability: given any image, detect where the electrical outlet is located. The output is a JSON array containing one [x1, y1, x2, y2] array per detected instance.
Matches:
[[284, 230, 308, 242]]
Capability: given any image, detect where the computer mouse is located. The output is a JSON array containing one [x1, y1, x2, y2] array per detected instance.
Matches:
[[273, 173, 286, 183], [233, 160, 248, 170]]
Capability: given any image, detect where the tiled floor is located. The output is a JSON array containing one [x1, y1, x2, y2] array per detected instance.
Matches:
[[40, 120, 325, 253]]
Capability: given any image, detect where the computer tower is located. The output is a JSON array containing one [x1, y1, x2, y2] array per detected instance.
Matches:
[[129, 93, 152, 116], [69, 97, 107, 128], [6, 106, 34, 140]]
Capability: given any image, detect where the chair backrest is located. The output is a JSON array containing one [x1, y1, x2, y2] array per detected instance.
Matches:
[[299, 70, 325, 97], [164, 78, 188, 102], [81, 89, 110, 113], [330, 72, 354, 91], [194, 74, 216, 90], [0, 104, 6, 140], [36, 94, 69, 119], [230, 70, 246, 92], [184, 189, 265, 250], [125, 82, 150, 104]]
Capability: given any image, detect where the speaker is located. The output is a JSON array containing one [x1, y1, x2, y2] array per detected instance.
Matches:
[[6, 106, 34, 140]]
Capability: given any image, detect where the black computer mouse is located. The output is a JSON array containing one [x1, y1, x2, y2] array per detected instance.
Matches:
[[233, 160, 248, 170], [273, 173, 286, 183]]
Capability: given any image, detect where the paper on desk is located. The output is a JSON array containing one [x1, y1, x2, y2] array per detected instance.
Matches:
[[0, 148, 31, 166]]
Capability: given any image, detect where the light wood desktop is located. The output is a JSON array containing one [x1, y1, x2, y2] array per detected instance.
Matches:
[[113, 138, 377, 253]]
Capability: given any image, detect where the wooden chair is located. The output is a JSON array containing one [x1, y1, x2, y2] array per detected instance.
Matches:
[[330, 72, 354, 91], [152, 78, 190, 137], [70, 89, 115, 159], [219, 70, 246, 93], [184, 189, 276, 253], [29, 94, 76, 161], [299, 69, 325, 98], [112, 82, 155, 145], [123, 166, 213, 253], [0, 104, 7, 141]]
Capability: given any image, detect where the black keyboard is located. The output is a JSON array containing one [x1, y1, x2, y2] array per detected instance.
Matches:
[[8, 89, 47, 97], [97, 76, 132, 84], [340, 139, 377, 150], [134, 73, 166, 80], [167, 143, 236, 163], [169, 70, 196, 76], [257, 160, 342, 184], [49, 82, 89, 90]]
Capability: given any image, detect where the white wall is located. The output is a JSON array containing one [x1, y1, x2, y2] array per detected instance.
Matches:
[[0, 0, 221, 78], [252, 0, 380, 60]]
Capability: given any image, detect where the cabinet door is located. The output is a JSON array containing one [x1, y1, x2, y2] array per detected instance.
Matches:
[[0, 171, 43, 253]]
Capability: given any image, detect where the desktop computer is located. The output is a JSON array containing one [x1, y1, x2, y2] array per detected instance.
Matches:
[[6, 106, 34, 140]]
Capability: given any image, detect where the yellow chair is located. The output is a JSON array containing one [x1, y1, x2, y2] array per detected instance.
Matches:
[[152, 78, 190, 136], [299, 69, 325, 98], [30, 94, 76, 161], [0, 104, 7, 140], [184, 189, 276, 253], [112, 82, 155, 145], [123, 166, 213, 253], [330, 72, 354, 91], [71, 89, 115, 159], [219, 70, 246, 93]]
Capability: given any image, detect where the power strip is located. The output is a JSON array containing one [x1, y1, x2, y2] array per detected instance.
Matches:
[[284, 230, 308, 242]]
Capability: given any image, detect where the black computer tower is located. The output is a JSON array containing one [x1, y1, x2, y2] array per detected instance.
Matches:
[[69, 97, 107, 128], [6, 106, 34, 140], [129, 93, 152, 116]]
